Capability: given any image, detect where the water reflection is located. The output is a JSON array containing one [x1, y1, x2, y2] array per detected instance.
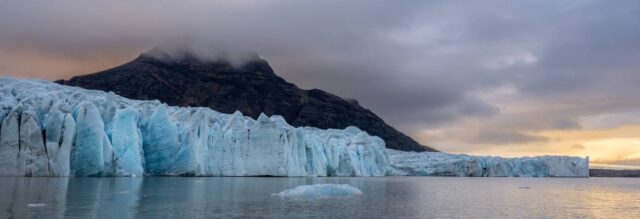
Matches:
[[0, 177, 69, 218], [0, 177, 386, 218], [0, 177, 638, 218], [65, 178, 142, 218]]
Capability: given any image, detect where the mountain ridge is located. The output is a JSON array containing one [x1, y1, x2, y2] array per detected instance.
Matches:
[[56, 53, 437, 152]]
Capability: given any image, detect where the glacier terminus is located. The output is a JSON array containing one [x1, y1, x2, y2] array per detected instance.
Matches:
[[0, 78, 588, 177]]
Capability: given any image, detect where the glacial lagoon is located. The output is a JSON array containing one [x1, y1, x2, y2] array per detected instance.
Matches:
[[1, 177, 638, 218]]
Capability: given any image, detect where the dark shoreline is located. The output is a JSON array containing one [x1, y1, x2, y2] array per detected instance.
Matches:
[[590, 169, 640, 177]]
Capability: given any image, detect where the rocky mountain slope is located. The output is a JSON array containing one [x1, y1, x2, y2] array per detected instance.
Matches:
[[57, 52, 437, 152]]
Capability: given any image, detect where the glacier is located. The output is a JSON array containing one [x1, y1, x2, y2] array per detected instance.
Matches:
[[273, 184, 362, 199], [0, 78, 388, 177], [387, 149, 590, 177], [0, 78, 589, 177]]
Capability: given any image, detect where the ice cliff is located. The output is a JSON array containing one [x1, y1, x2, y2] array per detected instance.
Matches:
[[387, 150, 589, 177], [0, 78, 388, 177], [0, 78, 589, 178]]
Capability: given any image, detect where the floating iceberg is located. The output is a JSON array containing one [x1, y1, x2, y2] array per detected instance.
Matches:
[[273, 184, 362, 199], [0, 78, 388, 177], [387, 149, 589, 177]]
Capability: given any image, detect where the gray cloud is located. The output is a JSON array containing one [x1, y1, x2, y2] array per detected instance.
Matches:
[[463, 130, 550, 146], [1, 0, 640, 151]]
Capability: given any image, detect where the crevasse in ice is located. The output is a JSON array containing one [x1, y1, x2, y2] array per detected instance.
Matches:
[[0, 78, 388, 177]]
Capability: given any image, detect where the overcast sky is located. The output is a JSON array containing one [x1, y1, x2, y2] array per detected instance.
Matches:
[[1, 0, 639, 163]]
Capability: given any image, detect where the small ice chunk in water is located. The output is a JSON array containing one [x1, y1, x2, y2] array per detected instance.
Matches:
[[27, 203, 47, 207], [274, 184, 362, 199]]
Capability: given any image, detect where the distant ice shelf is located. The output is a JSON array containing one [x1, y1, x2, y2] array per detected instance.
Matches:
[[387, 149, 589, 177], [0, 78, 388, 177]]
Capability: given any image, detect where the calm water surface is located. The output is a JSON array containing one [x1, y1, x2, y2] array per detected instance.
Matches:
[[0, 177, 638, 218]]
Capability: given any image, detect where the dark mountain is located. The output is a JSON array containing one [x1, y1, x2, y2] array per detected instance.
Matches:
[[56, 52, 437, 152]]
